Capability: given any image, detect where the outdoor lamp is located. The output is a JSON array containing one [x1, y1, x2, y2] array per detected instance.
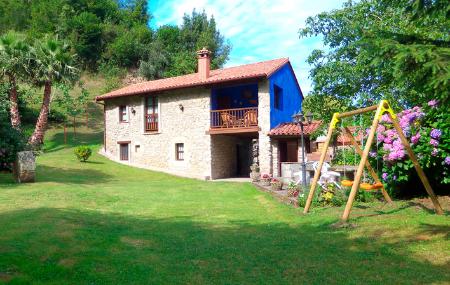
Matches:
[[306, 112, 313, 124]]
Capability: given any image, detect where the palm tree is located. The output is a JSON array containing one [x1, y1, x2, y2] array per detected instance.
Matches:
[[28, 36, 79, 146], [0, 32, 30, 129]]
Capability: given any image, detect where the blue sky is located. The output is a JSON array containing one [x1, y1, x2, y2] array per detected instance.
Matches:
[[148, 0, 343, 95]]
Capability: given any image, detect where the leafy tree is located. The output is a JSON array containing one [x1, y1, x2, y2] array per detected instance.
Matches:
[[28, 36, 79, 146], [69, 12, 103, 68], [0, 31, 31, 129], [104, 24, 152, 67], [158, 10, 231, 77], [300, 0, 449, 113], [138, 42, 169, 80]]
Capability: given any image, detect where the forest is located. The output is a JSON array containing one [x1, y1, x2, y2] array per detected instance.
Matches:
[[0, 0, 230, 78]]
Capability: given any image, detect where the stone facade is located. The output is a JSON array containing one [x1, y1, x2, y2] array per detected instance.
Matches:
[[102, 80, 281, 180], [103, 87, 212, 180]]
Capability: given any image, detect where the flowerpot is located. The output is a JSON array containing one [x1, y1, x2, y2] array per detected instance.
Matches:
[[271, 183, 282, 191], [262, 179, 271, 186]]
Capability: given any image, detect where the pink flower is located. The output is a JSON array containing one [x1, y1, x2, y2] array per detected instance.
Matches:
[[431, 148, 438, 156], [428, 100, 438, 108], [411, 132, 421, 144], [430, 139, 439, 147], [381, 114, 392, 123]]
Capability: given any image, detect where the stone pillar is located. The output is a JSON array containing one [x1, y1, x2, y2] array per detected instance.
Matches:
[[250, 138, 260, 181], [258, 81, 272, 175], [272, 140, 279, 177], [14, 151, 35, 183]]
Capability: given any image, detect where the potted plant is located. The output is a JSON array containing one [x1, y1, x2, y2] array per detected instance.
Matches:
[[287, 181, 300, 197], [261, 173, 272, 186], [270, 178, 283, 191]]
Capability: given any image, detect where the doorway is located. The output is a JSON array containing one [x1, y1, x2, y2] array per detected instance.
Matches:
[[278, 140, 298, 176]]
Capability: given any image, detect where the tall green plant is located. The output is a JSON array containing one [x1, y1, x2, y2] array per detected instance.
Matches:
[[0, 31, 31, 129], [28, 36, 79, 146]]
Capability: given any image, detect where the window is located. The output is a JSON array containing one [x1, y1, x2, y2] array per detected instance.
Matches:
[[274, 85, 283, 109], [119, 105, 128, 122], [175, 143, 184, 161], [119, 143, 129, 161], [145, 96, 158, 132]]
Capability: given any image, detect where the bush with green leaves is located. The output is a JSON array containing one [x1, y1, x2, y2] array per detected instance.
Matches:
[[332, 147, 361, 166], [0, 120, 27, 172], [74, 146, 92, 162], [375, 100, 449, 195]]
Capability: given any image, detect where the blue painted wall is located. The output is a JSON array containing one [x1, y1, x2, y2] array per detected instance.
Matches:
[[268, 63, 303, 128], [211, 83, 258, 110]]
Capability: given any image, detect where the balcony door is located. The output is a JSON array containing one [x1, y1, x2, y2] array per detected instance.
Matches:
[[217, 95, 230, 109]]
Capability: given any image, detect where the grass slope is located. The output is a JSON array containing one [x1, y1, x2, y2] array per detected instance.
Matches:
[[0, 80, 449, 284]]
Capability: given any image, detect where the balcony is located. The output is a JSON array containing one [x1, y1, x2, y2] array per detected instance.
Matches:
[[209, 107, 259, 134], [145, 114, 158, 132]]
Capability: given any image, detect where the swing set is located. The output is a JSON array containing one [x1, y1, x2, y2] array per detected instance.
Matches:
[[303, 100, 444, 222]]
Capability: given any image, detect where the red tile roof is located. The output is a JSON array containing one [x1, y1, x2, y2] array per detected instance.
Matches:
[[96, 58, 290, 101], [268, 121, 322, 136], [337, 126, 364, 145]]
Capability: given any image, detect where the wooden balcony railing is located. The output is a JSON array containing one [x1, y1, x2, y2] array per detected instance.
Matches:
[[145, 114, 158, 132], [210, 107, 258, 129]]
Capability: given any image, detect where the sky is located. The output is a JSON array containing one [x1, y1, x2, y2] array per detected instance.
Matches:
[[148, 0, 343, 95]]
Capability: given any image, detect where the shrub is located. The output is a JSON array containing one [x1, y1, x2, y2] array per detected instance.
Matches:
[[0, 121, 27, 172], [375, 100, 450, 196], [74, 146, 92, 162]]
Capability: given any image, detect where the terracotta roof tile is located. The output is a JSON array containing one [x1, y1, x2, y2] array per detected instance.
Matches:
[[337, 126, 364, 144], [268, 121, 322, 136], [96, 58, 290, 101]]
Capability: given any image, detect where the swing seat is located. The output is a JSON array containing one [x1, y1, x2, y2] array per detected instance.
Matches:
[[360, 182, 384, 191], [341, 180, 354, 187]]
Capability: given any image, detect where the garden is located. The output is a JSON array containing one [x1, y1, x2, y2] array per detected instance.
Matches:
[[1, 0, 449, 283]]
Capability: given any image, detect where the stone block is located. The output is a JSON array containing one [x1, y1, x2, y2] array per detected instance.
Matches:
[[15, 151, 35, 183]]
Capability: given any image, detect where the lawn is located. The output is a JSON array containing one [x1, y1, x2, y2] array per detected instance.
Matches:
[[0, 126, 449, 284]]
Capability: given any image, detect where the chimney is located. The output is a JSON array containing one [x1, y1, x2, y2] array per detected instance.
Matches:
[[197, 47, 211, 80]]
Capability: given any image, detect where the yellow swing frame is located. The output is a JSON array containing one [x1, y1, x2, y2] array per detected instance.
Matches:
[[303, 100, 444, 221]]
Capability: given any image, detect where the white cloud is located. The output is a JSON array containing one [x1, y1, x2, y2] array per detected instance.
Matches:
[[150, 0, 343, 95]]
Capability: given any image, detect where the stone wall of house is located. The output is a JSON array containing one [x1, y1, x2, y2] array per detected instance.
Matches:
[[103, 87, 212, 180], [258, 80, 273, 175], [210, 135, 239, 179], [271, 140, 279, 177]]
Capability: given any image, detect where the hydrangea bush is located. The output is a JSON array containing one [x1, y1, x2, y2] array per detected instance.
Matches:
[[375, 100, 449, 192]]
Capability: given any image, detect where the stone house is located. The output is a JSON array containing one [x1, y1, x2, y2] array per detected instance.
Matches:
[[96, 48, 319, 180]]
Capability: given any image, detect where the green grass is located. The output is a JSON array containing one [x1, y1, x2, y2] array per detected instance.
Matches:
[[1, 97, 449, 283]]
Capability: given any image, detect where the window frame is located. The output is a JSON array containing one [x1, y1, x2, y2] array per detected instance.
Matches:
[[144, 96, 159, 132], [274, 85, 283, 110], [175, 143, 184, 161], [119, 143, 129, 161], [119, 105, 128, 123]]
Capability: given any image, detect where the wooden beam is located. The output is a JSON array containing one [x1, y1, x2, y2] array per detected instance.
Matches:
[[343, 127, 392, 203], [341, 109, 380, 221], [303, 114, 336, 213], [337, 105, 379, 119], [388, 113, 443, 215]]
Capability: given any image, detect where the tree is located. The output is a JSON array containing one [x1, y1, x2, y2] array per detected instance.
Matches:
[[160, 10, 231, 77], [69, 12, 103, 68], [54, 83, 90, 140], [0, 31, 30, 129], [300, 0, 449, 113], [28, 36, 79, 146]]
